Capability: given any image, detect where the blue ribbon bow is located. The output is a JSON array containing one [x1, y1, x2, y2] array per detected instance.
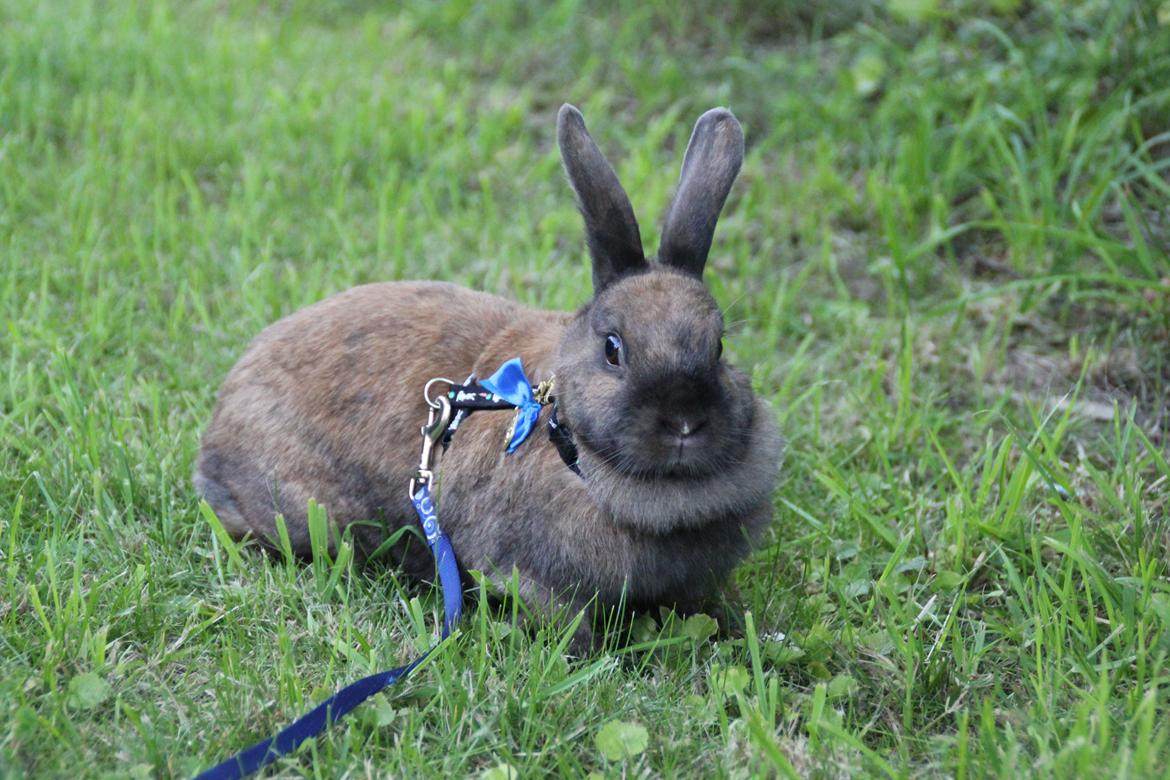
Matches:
[[479, 358, 543, 453]]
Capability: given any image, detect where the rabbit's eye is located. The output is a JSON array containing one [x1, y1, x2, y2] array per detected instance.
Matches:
[[604, 334, 623, 367], [717, 339, 724, 360]]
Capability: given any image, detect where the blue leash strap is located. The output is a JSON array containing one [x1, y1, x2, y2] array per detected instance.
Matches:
[[411, 483, 464, 635], [194, 482, 462, 779]]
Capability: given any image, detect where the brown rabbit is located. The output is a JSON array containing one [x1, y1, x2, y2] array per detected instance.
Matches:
[[195, 104, 782, 650]]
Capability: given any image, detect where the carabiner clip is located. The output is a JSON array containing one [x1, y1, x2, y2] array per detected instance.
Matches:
[[409, 394, 452, 498]]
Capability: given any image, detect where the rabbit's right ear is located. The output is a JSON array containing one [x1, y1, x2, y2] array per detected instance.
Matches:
[[558, 104, 647, 294]]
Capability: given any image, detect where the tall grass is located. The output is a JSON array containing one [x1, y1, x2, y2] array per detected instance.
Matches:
[[2, 0, 1168, 776]]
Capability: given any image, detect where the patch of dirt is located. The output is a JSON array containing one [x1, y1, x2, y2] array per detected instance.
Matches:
[[970, 294, 1170, 442]]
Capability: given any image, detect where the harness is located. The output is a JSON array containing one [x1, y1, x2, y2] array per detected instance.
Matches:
[[437, 358, 580, 475], [196, 358, 575, 779]]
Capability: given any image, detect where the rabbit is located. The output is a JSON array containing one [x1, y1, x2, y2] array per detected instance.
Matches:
[[194, 103, 782, 651]]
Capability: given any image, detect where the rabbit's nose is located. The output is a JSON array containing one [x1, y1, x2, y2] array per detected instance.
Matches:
[[661, 414, 708, 438]]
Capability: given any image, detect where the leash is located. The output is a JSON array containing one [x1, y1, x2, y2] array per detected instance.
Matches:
[[194, 359, 569, 779]]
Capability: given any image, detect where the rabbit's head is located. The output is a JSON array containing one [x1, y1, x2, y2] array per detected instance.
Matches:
[[552, 105, 772, 530]]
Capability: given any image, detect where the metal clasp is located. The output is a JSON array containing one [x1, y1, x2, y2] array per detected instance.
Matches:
[[408, 393, 452, 498], [532, 373, 556, 405]]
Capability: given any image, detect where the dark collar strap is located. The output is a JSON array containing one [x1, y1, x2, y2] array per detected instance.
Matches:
[[447, 384, 516, 411], [441, 383, 515, 448], [547, 402, 581, 477]]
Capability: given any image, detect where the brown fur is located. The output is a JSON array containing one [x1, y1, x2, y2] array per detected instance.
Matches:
[[195, 105, 782, 651]]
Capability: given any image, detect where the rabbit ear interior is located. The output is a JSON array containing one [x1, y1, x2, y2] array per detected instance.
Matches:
[[557, 104, 647, 294], [658, 108, 744, 277]]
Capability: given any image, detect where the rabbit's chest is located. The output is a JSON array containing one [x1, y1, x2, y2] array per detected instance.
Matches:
[[559, 509, 747, 606]]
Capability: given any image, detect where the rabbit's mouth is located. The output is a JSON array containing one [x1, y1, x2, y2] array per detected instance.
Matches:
[[577, 426, 736, 480], [658, 430, 720, 476]]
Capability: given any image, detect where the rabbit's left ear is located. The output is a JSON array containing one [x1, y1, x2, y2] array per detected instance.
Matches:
[[658, 108, 744, 277]]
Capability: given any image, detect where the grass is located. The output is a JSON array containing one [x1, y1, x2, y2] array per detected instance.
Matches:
[[2, 0, 1169, 776]]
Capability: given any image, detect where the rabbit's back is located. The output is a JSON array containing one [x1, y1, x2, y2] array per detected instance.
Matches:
[[194, 281, 557, 565]]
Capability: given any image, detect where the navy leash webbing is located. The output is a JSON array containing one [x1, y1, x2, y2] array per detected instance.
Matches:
[[194, 483, 462, 780], [195, 359, 558, 779]]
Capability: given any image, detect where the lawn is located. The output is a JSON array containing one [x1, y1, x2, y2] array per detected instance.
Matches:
[[2, 0, 1169, 777]]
